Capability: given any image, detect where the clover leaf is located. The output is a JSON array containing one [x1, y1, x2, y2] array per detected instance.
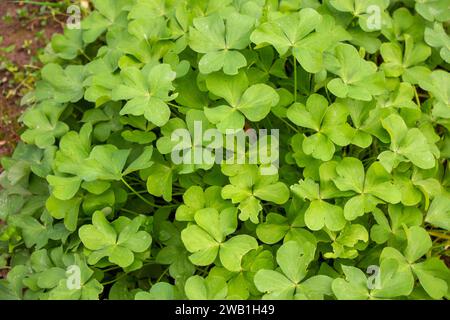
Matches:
[[204, 72, 279, 133], [45, 194, 82, 232], [112, 63, 177, 127], [332, 157, 401, 220], [290, 178, 344, 232], [181, 207, 258, 271], [208, 247, 275, 300], [54, 124, 153, 186], [184, 275, 228, 300], [145, 161, 174, 202], [155, 220, 195, 280], [324, 224, 369, 259], [370, 205, 423, 246], [35, 64, 85, 103], [8, 214, 69, 250], [189, 12, 254, 75], [13, 248, 103, 300], [176, 185, 231, 222], [157, 110, 218, 173], [221, 165, 290, 224], [79, 211, 152, 268], [419, 70, 450, 119], [379, 226, 450, 299], [287, 94, 355, 161], [288, 133, 323, 179], [82, 0, 131, 44], [256, 211, 316, 246], [424, 22, 450, 63], [415, 0, 450, 22], [254, 241, 332, 299], [50, 28, 83, 60], [135, 282, 179, 300], [48, 253, 104, 300], [425, 195, 450, 231], [392, 166, 442, 206], [251, 8, 339, 73], [380, 35, 431, 83], [329, 0, 390, 31], [332, 259, 414, 300], [83, 50, 122, 106], [378, 113, 439, 171], [324, 43, 385, 101], [20, 102, 69, 149]]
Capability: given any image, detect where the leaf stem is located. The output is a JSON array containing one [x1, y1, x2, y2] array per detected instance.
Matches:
[[293, 56, 298, 103], [101, 272, 128, 286], [414, 86, 421, 108], [278, 117, 299, 133], [121, 208, 143, 216], [121, 178, 161, 208], [156, 267, 170, 283], [167, 102, 185, 110], [79, 50, 92, 62], [428, 231, 450, 240]]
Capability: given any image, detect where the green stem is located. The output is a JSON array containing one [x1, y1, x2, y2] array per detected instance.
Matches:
[[102, 273, 128, 286], [15, 0, 64, 7], [121, 208, 142, 216], [278, 117, 299, 133], [101, 265, 122, 273], [414, 86, 421, 108], [79, 50, 92, 62], [324, 85, 331, 103], [428, 231, 450, 241], [156, 267, 170, 283], [293, 56, 298, 102], [167, 102, 184, 110], [127, 190, 149, 195], [121, 178, 160, 208]]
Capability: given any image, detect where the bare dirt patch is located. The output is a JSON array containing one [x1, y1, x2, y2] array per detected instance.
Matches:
[[0, 0, 63, 160]]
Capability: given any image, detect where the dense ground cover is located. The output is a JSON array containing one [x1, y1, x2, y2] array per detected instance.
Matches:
[[0, 0, 449, 300]]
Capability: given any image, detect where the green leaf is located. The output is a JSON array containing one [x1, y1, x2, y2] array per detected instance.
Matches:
[[112, 64, 177, 127], [135, 283, 178, 300], [304, 200, 346, 232], [46, 196, 82, 232], [404, 226, 432, 263], [425, 195, 450, 231], [332, 265, 369, 300], [204, 72, 279, 132], [51, 29, 83, 60], [380, 114, 438, 171], [146, 163, 173, 202], [79, 211, 151, 268], [185, 275, 228, 300], [251, 9, 335, 73], [123, 146, 154, 176], [20, 102, 69, 149], [220, 235, 258, 272], [80, 145, 130, 181], [190, 13, 254, 75], [47, 176, 81, 200], [222, 166, 289, 223], [412, 258, 450, 300], [425, 22, 450, 63], [325, 44, 385, 100], [287, 96, 354, 161], [254, 241, 317, 299], [36, 64, 85, 103]]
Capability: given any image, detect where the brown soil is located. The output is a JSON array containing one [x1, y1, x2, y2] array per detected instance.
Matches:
[[0, 0, 63, 160]]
